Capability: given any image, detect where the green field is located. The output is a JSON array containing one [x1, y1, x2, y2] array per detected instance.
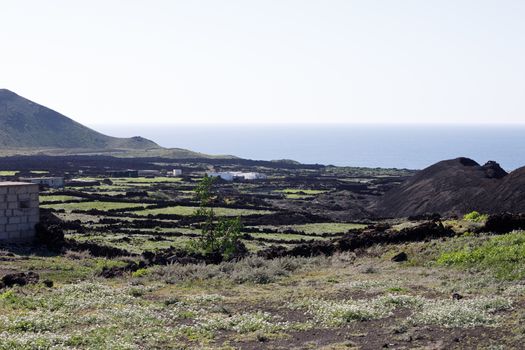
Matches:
[[42, 201, 150, 211], [0, 171, 18, 176], [134, 206, 273, 217], [111, 177, 183, 183], [40, 195, 82, 202]]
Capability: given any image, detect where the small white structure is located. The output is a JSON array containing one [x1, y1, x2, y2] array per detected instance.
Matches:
[[172, 169, 182, 177], [206, 172, 267, 181], [240, 172, 267, 180], [19, 177, 64, 189], [0, 182, 40, 241], [207, 172, 235, 181]]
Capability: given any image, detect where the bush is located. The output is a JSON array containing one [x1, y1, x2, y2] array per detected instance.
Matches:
[[189, 176, 245, 260], [463, 211, 488, 223], [152, 255, 330, 285]]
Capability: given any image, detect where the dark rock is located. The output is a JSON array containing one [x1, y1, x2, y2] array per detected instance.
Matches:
[[43, 279, 54, 288], [482, 161, 508, 179], [483, 213, 525, 234], [1, 272, 40, 287], [452, 293, 463, 300], [391, 252, 408, 262], [35, 210, 66, 250]]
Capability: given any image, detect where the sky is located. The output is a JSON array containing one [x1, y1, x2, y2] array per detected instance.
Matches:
[[1, 0, 524, 125]]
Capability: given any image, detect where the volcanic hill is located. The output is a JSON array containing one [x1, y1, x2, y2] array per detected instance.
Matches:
[[374, 157, 525, 217]]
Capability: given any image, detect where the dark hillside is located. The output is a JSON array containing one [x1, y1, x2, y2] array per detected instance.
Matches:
[[488, 166, 525, 213], [374, 157, 506, 217]]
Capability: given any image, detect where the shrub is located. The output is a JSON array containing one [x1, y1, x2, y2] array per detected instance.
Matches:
[[131, 268, 148, 278], [189, 176, 244, 260], [463, 211, 488, 223]]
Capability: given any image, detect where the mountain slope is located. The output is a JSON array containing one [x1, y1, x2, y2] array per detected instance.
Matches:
[[488, 166, 525, 213], [0, 89, 159, 149]]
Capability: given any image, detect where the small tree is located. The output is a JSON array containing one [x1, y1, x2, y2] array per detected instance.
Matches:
[[191, 175, 244, 259]]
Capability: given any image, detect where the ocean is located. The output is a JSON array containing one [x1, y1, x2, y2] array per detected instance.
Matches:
[[91, 124, 525, 171]]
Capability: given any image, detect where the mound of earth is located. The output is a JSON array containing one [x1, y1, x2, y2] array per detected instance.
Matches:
[[374, 157, 520, 217]]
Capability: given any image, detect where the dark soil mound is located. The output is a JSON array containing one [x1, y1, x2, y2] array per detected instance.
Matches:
[[483, 213, 525, 233], [1, 272, 39, 288], [374, 158, 518, 217]]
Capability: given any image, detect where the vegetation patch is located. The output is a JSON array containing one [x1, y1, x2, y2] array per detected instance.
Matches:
[[463, 211, 489, 223], [437, 231, 525, 280], [42, 201, 150, 212], [134, 206, 272, 217]]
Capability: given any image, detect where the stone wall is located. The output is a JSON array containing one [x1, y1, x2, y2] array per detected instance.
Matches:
[[0, 182, 40, 241]]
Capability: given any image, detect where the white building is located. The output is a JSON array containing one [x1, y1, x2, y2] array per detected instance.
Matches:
[[172, 169, 182, 176], [19, 177, 64, 189], [206, 172, 235, 181], [240, 172, 267, 180]]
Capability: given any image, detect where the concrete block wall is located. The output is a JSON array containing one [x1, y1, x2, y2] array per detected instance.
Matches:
[[0, 183, 40, 241]]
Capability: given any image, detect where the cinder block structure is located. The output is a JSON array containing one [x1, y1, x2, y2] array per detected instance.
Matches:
[[0, 182, 40, 241]]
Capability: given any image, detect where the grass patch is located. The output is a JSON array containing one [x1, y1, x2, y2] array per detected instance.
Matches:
[[111, 177, 182, 183], [134, 206, 272, 217], [42, 201, 150, 212], [0, 171, 18, 176], [463, 211, 489, 223], [437, 231, 525, 280], [39, 195, 82, 203]]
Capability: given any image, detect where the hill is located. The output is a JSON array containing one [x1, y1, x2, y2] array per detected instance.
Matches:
[[488, 166, 525, 213], [0, 89, 159, 150], [374, 157, 517, 217]]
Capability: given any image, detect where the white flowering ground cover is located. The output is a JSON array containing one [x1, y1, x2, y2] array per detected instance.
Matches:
[[1, 232, 524, 349]]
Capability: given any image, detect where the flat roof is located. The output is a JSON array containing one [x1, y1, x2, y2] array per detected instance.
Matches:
[[0, 181, 39, 187]]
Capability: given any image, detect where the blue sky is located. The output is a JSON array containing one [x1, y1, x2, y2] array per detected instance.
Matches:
[[1, 0, 524, 124]]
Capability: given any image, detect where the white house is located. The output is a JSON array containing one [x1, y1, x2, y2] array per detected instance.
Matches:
[[206, 172, 235, 181], [172, 169, 182, 176]]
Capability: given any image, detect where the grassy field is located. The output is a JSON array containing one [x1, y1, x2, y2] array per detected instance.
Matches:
[[42, 201, 150, 212], [40, 195, 82, 203], [1, 231, 524, 349], [111, 177, 183, 184], [134, 206, 273, 217]]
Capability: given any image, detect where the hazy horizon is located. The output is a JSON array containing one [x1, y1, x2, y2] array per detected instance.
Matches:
[[93, 123, 525, 170]]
